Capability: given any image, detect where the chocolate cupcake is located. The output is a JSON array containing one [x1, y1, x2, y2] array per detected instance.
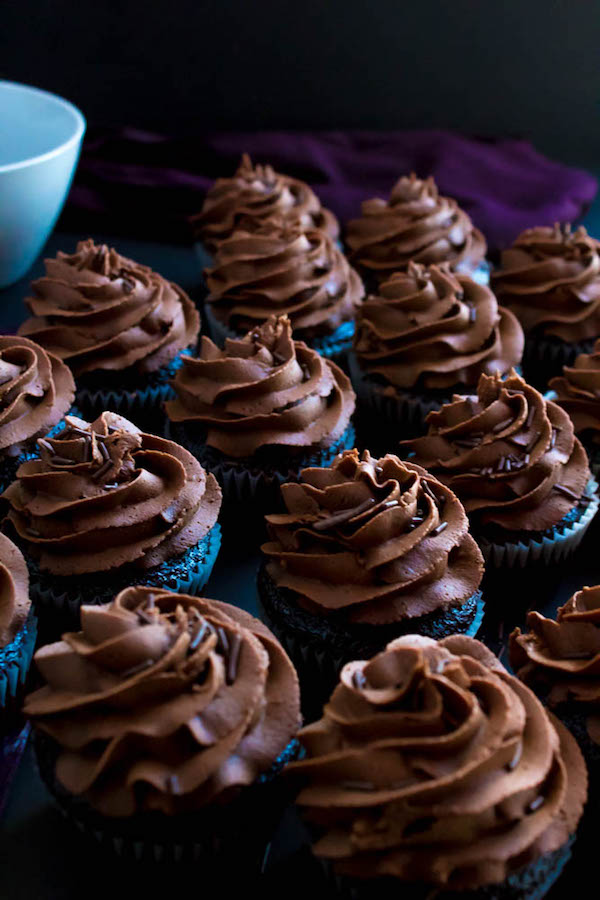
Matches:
[[510, 585, 600, 792], [18, 239, 200, 426], [258, 448, 484, 713], [348, 263, 523, 440], [166, 316, 356, 520], [0, 335, 75, 493], [491, 224, 600, 388], [27, 585, 301, 865], [191, 153, 339, 257], [203, 221, 364, 362], [3, 412, 222, 637], [0, 533, 37, 813], [345, 173, 488, 289], [549, 339, 600, 475], [401, 370, 598, 568], [288, 633, 587, 899]]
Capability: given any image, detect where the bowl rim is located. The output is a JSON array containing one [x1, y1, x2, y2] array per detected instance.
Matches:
[[0, 80, 86, 174]]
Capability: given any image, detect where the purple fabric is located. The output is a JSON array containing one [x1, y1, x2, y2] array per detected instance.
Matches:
[[66, 128, 597, 251]]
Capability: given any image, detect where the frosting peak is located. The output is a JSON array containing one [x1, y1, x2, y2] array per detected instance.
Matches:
[[0, 335, 75, 458], [191, 154, 339, 250], [25, 586, 300, 816], [402, 370, 592, 532], [288, 633, 586, 889], [354, 263, 523, 389], [19, 239, 200, 376], [205, 223, 364, 339], [346, 173, 486, 282], [492, 224, 600, 342], [3, 412, 221, 575], [262, 449, 483, 625], [166, 315, 355, 457]]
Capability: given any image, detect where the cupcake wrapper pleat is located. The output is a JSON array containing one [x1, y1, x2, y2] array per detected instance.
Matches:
[[0, 609, 38, 708], [478, 482, 599, 569]]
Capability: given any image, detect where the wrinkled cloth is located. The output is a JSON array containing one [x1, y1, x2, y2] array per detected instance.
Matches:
[[64, 129, 597, 250]]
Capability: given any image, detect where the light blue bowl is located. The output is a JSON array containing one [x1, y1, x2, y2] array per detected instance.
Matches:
[[0, 81, 86, 288]]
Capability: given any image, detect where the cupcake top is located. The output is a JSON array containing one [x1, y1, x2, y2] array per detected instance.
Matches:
[[191, 153, 339, 250], [205, 222, 364, 339], [0, 532, 31, 648], [3, 412, 221, 576], [491, 224, 600, 342], [549, 340, 600, 447], [25, 586, 301, 816], [345, 173, 487, 283], [166, 316, 355, 457], [353, 263, 523, 390], [288, 633, 586, 890], [0, 335, 75, 459], [401, 370, 592, 533], [511, 586, 600, 730], [262, 449, 483, 625], [19, 239, 200, 377]]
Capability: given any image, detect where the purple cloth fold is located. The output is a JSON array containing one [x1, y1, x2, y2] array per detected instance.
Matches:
[[66, 128, 597, 250]]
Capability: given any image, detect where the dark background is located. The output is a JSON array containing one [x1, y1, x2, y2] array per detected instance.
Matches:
[[2, 0, 599, 166]]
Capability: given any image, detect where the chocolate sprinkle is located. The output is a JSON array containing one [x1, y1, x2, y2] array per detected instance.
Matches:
[[554, 484, 580, 501], [226, 633, 242, 685], [430, 521, 448, 536], [506, 742, 522, 772], [122, 658, 154, 679], [92, 459, 113, 482], [166, 774, 181, 795], [492, 417, 514, 435], [313, 497, 376, 531], [352, 670, 367, 690], [527, 796, 545, 814]]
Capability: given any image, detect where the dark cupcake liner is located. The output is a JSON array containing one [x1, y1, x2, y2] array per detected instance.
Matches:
[[27, 525, 221, 639], [522, 334, 597, 391], [202, 302, 355, 365], [74, 346, 194, 429], [317, 836, 574, 900], [0, 721, 30, 818], [167, 420, 356, 515], [0, 609, 38, 710], [477, 481, 599, 569], [257, 563, 484, 720], [35, 731, 300, 866]]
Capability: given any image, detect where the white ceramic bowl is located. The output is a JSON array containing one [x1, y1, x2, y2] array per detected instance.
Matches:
[[0, 81, 86, 288]]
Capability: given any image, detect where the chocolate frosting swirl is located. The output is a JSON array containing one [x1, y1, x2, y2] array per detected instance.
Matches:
[[550, 340, 600, 446], [19, 239, 200, 377], [3, 412, 221, 576], [25, 586, 300, 816], [166, 315, 355, 457], [402, 371, 591, 532], [0, 532, 31, 648], [288, 634, 586, 889], [0, 335, 75, 458], [354, 263, 523, 390], [346, 174, 487, 282], [491, 224, 600, 342], [511, 587, 600, 730], [205, 223, 364, 339], [262, 449, 483, 625], [191, 154, 339, 250]]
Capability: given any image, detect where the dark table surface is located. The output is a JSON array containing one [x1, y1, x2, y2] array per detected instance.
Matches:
[[2, 203, 600, 898]]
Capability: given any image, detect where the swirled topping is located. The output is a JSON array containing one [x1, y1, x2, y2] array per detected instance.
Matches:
[[191, 154, 339, 250], [511, 587, 600, 734], [25, 586, 300, 816], [0, 335, 74, 458], [402, 371, 592, 532], [262, 449, 483, 625], [205, 222, 364, 339], [3, 412, 221, 576], [0, 532, 30, 648], [288, 634, 586, 889], [549, 340, 600, 446], [491, 224, 600, 342], [18, 239, 200, 377], [346, 173, 487, 283], [166, 316, 355, 457], [354, 263, 523, 390]]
